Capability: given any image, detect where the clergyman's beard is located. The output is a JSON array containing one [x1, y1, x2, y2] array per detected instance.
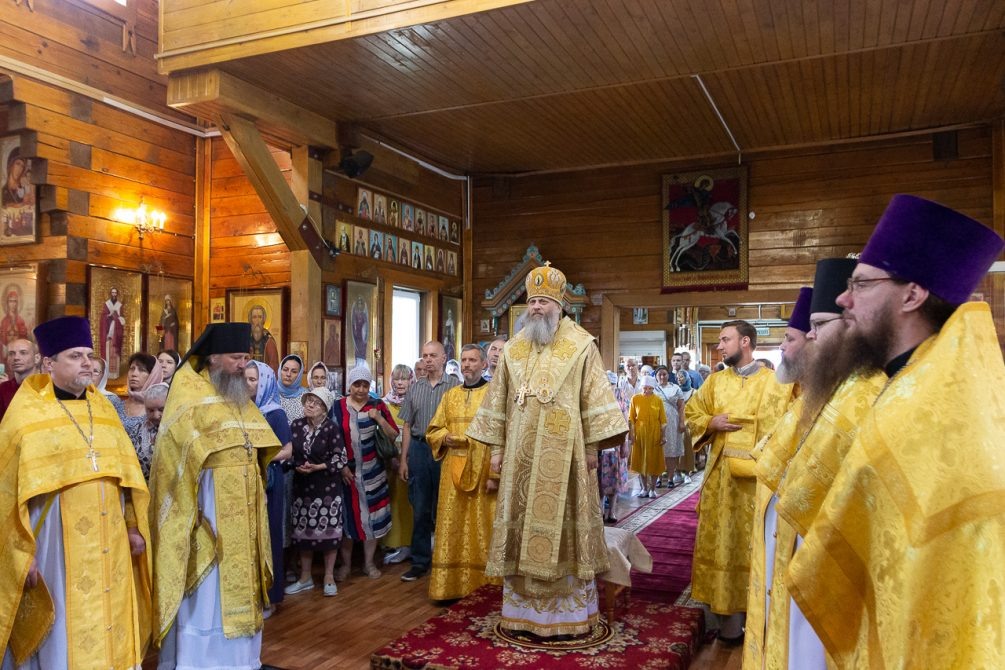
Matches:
[[523, 311, 559, 347], [775, 351, 805, 385], [800, 315, 892, 424], [723, 351, 742, 368], [210, 367, 249, 404]]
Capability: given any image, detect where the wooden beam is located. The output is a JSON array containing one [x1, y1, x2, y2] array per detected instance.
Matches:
[[217, 112, 311, 252], [157, 0, 535, 74], [169, 70, 338, 148]]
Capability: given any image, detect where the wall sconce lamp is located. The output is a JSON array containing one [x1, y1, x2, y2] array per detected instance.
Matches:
[[114, 197, 167, 240]]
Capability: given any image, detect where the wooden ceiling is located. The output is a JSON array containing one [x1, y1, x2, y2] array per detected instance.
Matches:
[[185, 0, 1005, 173]]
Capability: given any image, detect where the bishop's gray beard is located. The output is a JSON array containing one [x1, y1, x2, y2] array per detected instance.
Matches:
[[210, 367, 249, 405], [523, 311, 559, 347]]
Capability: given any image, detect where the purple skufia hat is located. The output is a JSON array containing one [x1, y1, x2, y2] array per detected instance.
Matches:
[[860, 195, 1004, 304], [34, 316, 93, 357], [787, 287, 812, 333]]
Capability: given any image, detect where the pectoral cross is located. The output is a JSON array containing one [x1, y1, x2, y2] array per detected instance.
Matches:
[[244, 438, 254, 458], [516, 384, 529, 407], [85, 439, 99, 472]]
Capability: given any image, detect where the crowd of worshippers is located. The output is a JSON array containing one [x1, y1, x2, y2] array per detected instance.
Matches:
[[1, 195, 1004, 669]]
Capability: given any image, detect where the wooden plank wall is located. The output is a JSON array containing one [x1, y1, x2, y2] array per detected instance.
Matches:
[[209, 137, 292, 299], [1, 0, 196, 321], [470, 126, 994, 339], [209, 136, 465, 376]]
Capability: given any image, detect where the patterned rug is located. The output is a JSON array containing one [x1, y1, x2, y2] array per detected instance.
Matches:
[[624, 489, 700, 603], [370, 584, 704, 670]]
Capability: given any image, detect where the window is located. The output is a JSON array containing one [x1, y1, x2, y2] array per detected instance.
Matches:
[[392, 288, 422, 371]]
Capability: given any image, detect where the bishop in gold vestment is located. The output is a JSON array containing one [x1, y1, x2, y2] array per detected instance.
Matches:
[[426, 361, 500, 600], [685, 322, 792, 625], [149, 324, 279, 670], [467, 264, 627, 637], [0, 317, 152, 670]]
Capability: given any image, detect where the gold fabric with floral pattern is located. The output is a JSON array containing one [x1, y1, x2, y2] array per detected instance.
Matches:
[[467, 317, 627, 598], [789, 303, 1005, 668]]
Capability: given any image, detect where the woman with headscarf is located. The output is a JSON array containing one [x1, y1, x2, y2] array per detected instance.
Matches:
[[285, 386, 347, 597], [628, 375, 667, 498], [277, 354, 307, 423], [380, 364, 415, 564], [122, 352, 163, 434], [675, 369, 698, 477], [333, 366, 398, 581], [245, 360, 294, 617], [90, 355, 126, 420]]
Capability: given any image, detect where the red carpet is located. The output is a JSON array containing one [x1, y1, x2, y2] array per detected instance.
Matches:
[[626, 490, 700, 603], [370, 584, 703, 670]]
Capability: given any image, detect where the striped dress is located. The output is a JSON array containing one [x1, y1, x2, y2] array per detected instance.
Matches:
[[334, 397, 396, 541]]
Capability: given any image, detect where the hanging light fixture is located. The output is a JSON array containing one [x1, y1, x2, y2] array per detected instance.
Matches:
[[114, 196, 167, 240]]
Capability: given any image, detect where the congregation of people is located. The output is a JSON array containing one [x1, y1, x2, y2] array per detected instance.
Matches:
[[0, 195, 1003, 669]]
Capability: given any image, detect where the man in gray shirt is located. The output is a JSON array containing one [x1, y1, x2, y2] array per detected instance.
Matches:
[[398, 340, 460, 581]]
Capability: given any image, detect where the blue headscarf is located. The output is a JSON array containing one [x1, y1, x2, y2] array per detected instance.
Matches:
[[675, 368, 692, 393], [277, 354, 305, 400], [250, 360, 283, 415]]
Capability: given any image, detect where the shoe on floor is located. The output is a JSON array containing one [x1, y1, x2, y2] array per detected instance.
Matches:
[[323, 582, 338, 597], [401, 566, 428, 582], [334, 565, 351, 582], [364, 564, 382, 579], [384, 547, 411, 565], [263, 605, 276, 620], [637, 491, 649, 498], [284, 578, 314, 595]]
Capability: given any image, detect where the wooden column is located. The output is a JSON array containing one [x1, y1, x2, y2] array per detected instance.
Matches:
[[290, 145, 323, 364], [600, 294, 618, 370], [193, 136, 212, 333]]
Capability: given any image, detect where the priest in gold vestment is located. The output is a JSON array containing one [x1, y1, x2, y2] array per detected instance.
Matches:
[[0, 316, 151, 670], [744, 262, 885, 669], [467, 264, 627, 637], [787, 195, 1005, 668], [149, 323, 280, 670], [426, 343, 501, 600], [684, 320, 793, 642]]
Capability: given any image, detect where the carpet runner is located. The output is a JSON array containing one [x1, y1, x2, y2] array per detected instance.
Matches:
[[370, 584, 703, 670], [623, 489, 701, 603]]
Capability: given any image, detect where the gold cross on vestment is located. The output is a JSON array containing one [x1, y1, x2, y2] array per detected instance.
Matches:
[[85, 440, 99, 472], [516, 384, 529, 407], [544, 409, 571, 435], [551, 338, 577, 360]]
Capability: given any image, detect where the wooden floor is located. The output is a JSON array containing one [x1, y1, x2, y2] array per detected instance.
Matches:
[[250, 477, 741, 669], [142, 474, 738, 669]]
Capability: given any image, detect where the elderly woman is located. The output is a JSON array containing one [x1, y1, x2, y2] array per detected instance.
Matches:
[[245, 361, 294, 614], [157, 349, 181, 385], [333, 366, 398, 581], [90, 355, 126, 420], [628, 375, 667, 498], [126, 381, 169, 480], [122, 352, 163, 433], [654, 365, 686, 488], [285, 387, 346, 597], [380, 364, 416, 565], [308, 360, 330, 391]]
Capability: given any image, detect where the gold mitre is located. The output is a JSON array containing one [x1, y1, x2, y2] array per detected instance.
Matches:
[[525, 261, 566, 304]]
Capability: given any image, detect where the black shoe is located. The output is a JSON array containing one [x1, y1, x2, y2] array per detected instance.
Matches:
[[401, 566, 428, 582], [716, 632, 745, 647]]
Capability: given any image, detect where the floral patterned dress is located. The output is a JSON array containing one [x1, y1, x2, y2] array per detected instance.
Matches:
[[290, 416, 348, 550]]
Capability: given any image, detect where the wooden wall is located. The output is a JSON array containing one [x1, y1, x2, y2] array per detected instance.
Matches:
[[1, 0, 196, 323], [209, 137, 292, 298], [208, 135, 465, 377], [471, 126, 995, 340]]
